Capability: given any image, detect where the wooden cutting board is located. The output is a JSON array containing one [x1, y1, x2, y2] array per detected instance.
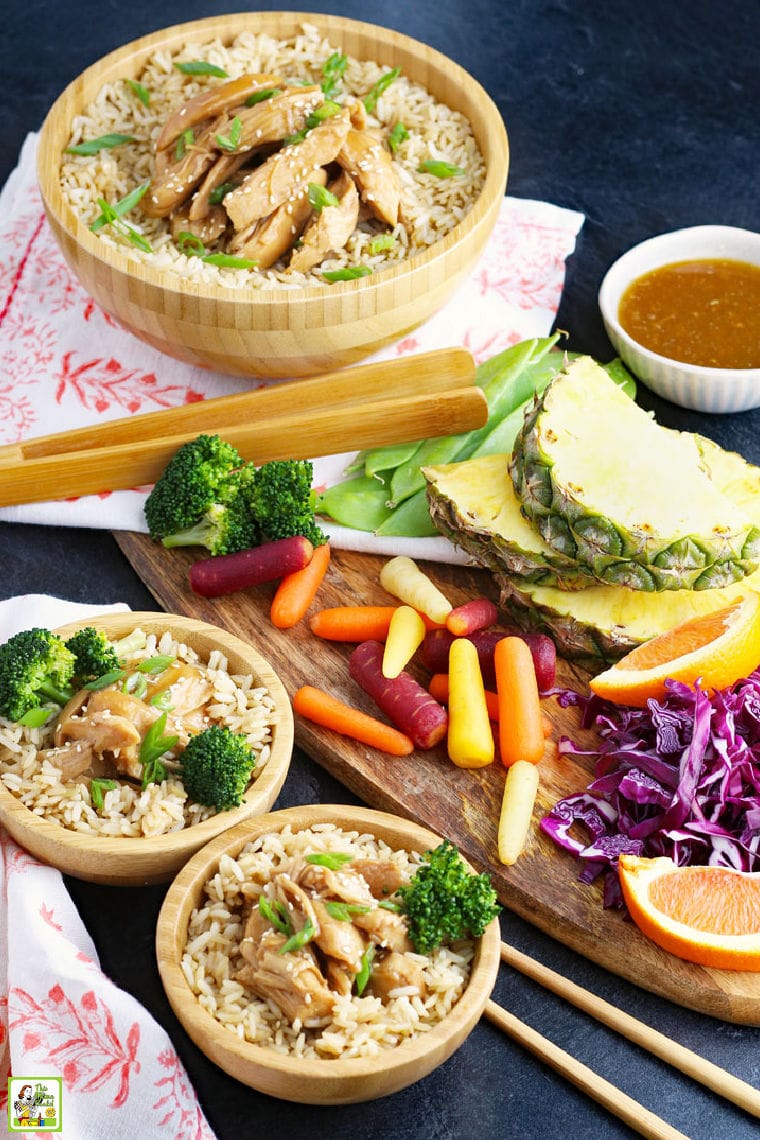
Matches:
[[116, 531, 760, 1025]]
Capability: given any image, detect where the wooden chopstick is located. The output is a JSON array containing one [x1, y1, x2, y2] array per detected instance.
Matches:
[[0, 347, 475, 465], [499, 939, 760, 1118], [484, 999, 690, 1140], [0, 385, 487, 507]]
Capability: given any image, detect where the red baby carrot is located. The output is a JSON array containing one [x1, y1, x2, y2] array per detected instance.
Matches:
[[446, 598, 499, 637], [309, 605, 398, 642], [293, 685, 414, 756], [270, 542, 331, 629], [494, 636, 545, 768]]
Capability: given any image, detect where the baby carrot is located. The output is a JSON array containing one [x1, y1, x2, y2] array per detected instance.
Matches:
[[446, 637, 495, 768], [429, 672, 500, 721], [494, 636, 545, 768], [309, 605, 397, 642], [382, 605, 426, 678], [270, 542, 331, 629], [446, 598, 499, 637], [293, 685, 414, 756], [498, 759, 540, 865], [379, 555, 453, 624]]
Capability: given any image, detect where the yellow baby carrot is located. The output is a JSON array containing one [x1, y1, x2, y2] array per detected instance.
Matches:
[[498, 759, 540, 865], [446, 636, 495, 768], [382, 605, 426, 678], [379, 555, 453, 624]]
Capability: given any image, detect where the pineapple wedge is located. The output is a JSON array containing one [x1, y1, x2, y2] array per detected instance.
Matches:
[[510, 357, 760, 590], [424, 453, 597, 589]]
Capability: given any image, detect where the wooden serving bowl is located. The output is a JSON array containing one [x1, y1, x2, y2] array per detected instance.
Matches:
[[0, 613, 293, 886], [37, 12, 508, 379], [156, 803, 501, 1104]]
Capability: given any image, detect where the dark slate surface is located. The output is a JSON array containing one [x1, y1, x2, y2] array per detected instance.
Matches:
[[1, 3, 760, 1137]]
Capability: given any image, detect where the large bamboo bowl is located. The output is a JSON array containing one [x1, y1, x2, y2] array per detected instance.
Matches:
[[157, 803, 501, 1104], [0, 613, 293, 886], [37, 12, 508, 379]]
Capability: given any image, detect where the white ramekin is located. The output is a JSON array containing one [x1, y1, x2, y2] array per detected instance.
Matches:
[[598, 225, 760, 414]]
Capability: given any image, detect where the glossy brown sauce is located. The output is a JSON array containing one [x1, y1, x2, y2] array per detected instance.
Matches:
[[618, 258, 760, 369]]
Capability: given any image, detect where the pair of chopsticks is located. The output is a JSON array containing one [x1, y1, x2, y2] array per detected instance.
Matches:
[[484, 939, 760, 1139], [0, 347, 485, 507]]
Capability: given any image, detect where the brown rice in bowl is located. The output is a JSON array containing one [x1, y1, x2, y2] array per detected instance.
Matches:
[[60, 22, 487, 290], [156, 804, 501, 1103], [0, 613, 293, 885]]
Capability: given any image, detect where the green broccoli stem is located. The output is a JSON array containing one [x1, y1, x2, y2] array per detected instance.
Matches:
[[161, 519, 216, 549], [37, 680, 74, 706]]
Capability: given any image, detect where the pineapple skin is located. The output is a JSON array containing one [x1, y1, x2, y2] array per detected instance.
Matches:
[[424, 454, 599, 590], [509, 358, 760, 591]]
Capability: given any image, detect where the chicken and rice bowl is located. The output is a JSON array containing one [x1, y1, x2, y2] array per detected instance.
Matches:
[[0, 628, 277, 838], [181, 823, 477, 1059], [60, 23, 486, 288]]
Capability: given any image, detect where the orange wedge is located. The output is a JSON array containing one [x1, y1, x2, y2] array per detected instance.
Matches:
[[589, 591, 760, 707], [618, 854, 760, 971]]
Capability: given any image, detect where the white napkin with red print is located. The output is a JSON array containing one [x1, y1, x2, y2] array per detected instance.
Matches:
[[0, 596, 216, 1140], [0, 132, 584, 563]]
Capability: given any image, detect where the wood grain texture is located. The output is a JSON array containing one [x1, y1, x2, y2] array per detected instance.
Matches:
[[155, 802, 501, 1104], [117, 531, 760, 1024], [0, 613, 293, 885], [37, 13, 509, 378]]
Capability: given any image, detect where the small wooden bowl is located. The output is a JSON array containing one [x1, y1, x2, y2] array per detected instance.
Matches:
[[37, 12, 508, 379], [0, 613, 293, 886], [156, 803, 500, 1104]]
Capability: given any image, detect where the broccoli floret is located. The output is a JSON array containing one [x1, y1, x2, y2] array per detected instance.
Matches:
[[396, 840, 500, 953], [65, 626, 120, 683], [144, 433, 244, 541], [161, 494, 258, 556], [0, 628, 76, 723], [179, 725, 256, 811], [243, 459, 327, 547]]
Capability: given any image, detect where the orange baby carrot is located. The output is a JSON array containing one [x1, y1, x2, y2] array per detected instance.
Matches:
[[270, 542, 331, 629], [494, 636, 545, 768], [309, 605, 397, 642], [293, 685, 414, 756]]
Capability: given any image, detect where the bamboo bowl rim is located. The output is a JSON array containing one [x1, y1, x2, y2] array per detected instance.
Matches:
[[0, 613, 294, 879], [156, 803, 501, 1102], [37, 10, 509, 309]]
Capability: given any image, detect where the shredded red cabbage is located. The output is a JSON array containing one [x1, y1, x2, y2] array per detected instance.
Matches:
[[541, 672, 760, 908]]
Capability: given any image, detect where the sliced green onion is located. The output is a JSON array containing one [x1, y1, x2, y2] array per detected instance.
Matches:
[[363, 68, 401, 115], [89, 182, 150, 233], [278, 916, 316, 955], [305, 100, 342, 129], [322, 266, 373, 282], [308, 182, 340, 213], [149, 690, 174, 712], [90, 778, 117, 812], [321, 52, 348, 99], [355, 944, 376, 995], [18, 706, 54, 727], [127, 79, 151, 107], [259, 896, 292, 935], [323, 901, 372, 922], [216, 115, 242, 152], [387, 121, 409, 153], [122, 672, 149, 700], [84, 668, 126, 691], [90, 194, 152, 253], [175, 127, 194, 161], [245, 87, 281, 105], [65, 133, 135, 156], [201, 252, 258, 269], [282, 127, 308, 147], [174, 61, 228, 77], [377, 899, 402, 912], [139, 711, 178, 788], [367, 233, 396, 255], [305, 852, 354, 869], [208, 181, 237, 205], [176, 231, 206, 256], [137, 654, 176, 675], [417, 160, 465, 179]]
